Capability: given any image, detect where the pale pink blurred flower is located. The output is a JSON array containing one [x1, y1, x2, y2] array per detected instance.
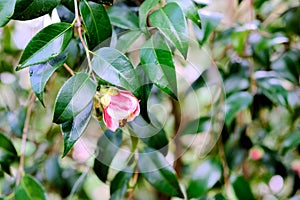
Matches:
[[249, 147, 264, 161], [291, 160, 300, 174]]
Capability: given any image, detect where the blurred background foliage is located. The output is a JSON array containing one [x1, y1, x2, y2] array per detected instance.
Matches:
[[0, 0, 300, 199]]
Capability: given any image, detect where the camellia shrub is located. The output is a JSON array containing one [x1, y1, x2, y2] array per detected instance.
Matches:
[[0, 0, 300, 199]]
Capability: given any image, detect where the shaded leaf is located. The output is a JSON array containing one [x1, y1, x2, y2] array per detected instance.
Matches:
[[17, 22, 73, 70], [53, 73, 96, 124], [138, 148, 183, 198], [29, 54, 67, 106], [282, 130, 300, 154], [231, 176, 255, 200], [0, 0, 16, 27], [116, 30, 143, 53], [167, 0, 200, 25], [93, 129, 123, 183], [108, 6, 139, 29], [12, 0, 60, 20], [140, 32, 177, 99], [186, 158, 222, 198], [0, 132, 18, 164], [80, 0, 112, 50], [225, 92, 253, 125], [61, 100, 93, 157], [92, 47, 139, 93], [110, 167, 134, 200], [139, 0, 159, 29], [149, 2, 189, 58], [7, 106, 27, 137], [15, 175, 47, 200], [182, 116, 211, 135], [45, 156, 63, 188]]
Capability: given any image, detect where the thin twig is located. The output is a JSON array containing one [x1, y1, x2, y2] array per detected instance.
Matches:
[[63, 63, 75, 76], [16, 93, 36, 185], [128, 168, 139, 200]]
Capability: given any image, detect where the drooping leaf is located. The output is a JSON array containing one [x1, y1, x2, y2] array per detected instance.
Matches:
[[110, 167, 134, 200], [56, 5, 75, 23], [7, 106, 27, 137], [231, 176, 256, 200], [61, 100, 93, 157], [167, 0, 200, 25], [138, 148, 183, 198], [0, 132, 18, 164], [29, 54, 67, 106], [92, 47, 139, 93], [255, 71, 288, 107], [93, 129, 123, 183], [225, 92, 253, 125], [80, 0, 112, 50], [108, 6, 139, 30], [140, 32, 177, 99], [17, 22, 73, 70], [116, 30, 143, 53], [282, 130, 300, 154], [53, 73, 96, 124], [182, 116, 211, 135], [15, 175, 47, 200], [194, 10, 222, 45], [0, 0, 16, 27], [149, 2, 189, 58], [12, 0, 60, 20], [139, 0, 159, 29], [186, 158, 222, 198]]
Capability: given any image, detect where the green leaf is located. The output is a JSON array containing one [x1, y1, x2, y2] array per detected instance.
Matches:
[[182, 116, 211, 135], [61, 100, 93, 157], [0, 0, 16, 27], [194, 10, 222, 45], [53, 73, 96, 124], [93, 129, 123, 183], [15, 175, 47, 200], [12, 0, 60, 20], [225, 92, 253, 125], [16, 22, 73, 70], [7, 106, 27, 137], [92, 47, 139, 93], [138, 148, 183, 198], [110, 167, 134, 200], [149, 2, 189, 58], [0, 132, 18, 164], [186, 158, 222, 198], [140, 32, 177, 99], [231, 176, 255, 200], [29, 54, 67, 106], [139, 0, 159, 29], [282, 130, 300, 154], [255, 71, 288, 107], [108, 6, 139, 30], [231, 30, 250, 55], [80, 0, 112, 50], [116, 30, 143, 53]]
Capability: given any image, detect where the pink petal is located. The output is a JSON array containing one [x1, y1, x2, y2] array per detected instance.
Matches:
[[103, 108, 119, 131]]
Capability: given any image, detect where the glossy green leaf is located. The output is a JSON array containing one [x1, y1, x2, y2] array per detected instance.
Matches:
[[182, 116, 211, 135], [0, 0, 16, 27], [29, 54, 67, 106], [17, 22, 72, 70], [108, 6, 139, 29], [194, 10, 222, 45], [15, 175, 47, 200], [93, 129, 123, 183], [140, 32, 177, 99], [116, 30, 143, 53], [149, 2, 189, 58], [167, 0, 200, 25], [282, 130, 300, 154], [7, 106, 27, 137], [231, 176, 255, 200], [138, 148, 183, 198], [0, 132, 18, 163], [12, 0, 60, 20], [139, 0, 159, 29], [80, 0, 112, 50], [129, 116, 168, 155], [53, 73, 96, 124], [110, 167, 134, 200], [61, 100, 93, 157], [231, 30, 249, 55], [186, 159, 222, 198], [92, 47, 139, 93], [225, 92, 253, 125], [255, 71, 288, 107]]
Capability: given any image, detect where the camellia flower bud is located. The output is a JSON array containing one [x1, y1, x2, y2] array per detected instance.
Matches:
[[96, 86, 140, 131], [249, 147, 264, 161]]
